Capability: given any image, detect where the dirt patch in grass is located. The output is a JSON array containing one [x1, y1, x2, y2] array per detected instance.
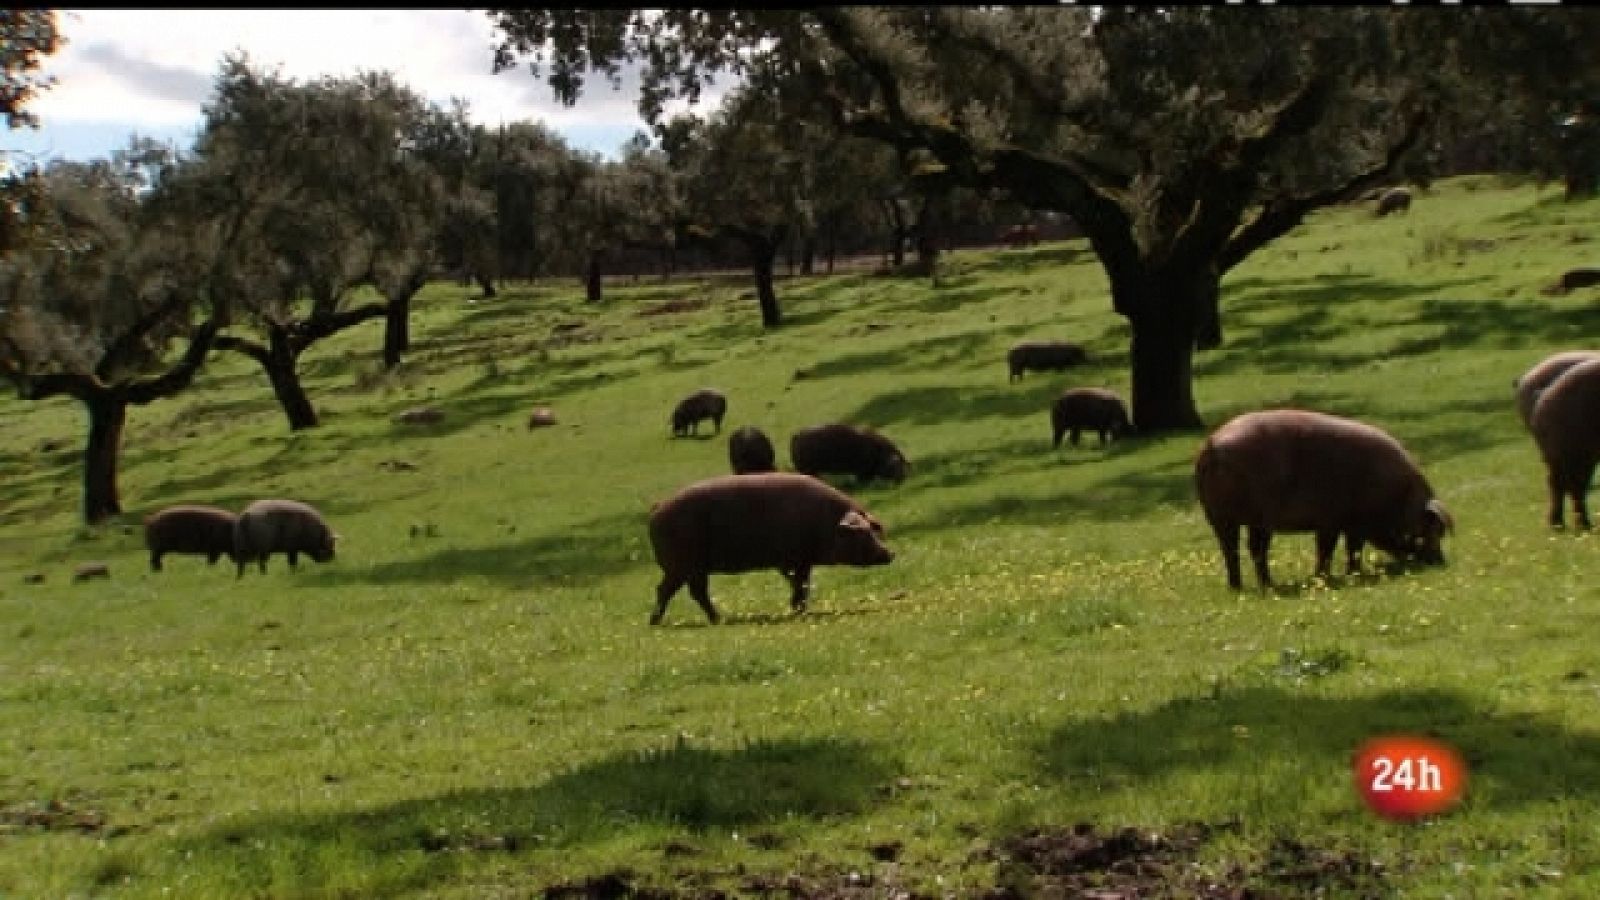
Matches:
[[637, 297, 711, 318], [980, 822, 1388, 899], [0, 798, 111, 836], [539, 822, 1389, 899]]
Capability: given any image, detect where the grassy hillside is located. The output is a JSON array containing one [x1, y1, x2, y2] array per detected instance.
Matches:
[[3, 174, 1600, 897]]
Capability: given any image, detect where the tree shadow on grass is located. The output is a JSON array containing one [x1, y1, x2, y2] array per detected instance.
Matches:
[[1037, 685, 1600, 814], [837, 380, 1132, 434], [953, 242, 1088, 277], [798, 324, 1042, 383], [893, 454, 1198, 539], [155, 737, 899, 898], [1202, 277, 1594, 380], [307, 512, 648, 590]]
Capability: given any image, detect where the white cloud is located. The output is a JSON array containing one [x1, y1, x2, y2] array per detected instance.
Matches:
[[1, 9, 733, 164]]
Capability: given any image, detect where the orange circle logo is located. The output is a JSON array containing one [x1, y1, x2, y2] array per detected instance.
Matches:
[[1352, 735, 1467, 820]]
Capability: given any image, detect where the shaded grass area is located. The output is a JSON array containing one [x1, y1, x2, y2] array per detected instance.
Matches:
[[145, 738, 898, 897]]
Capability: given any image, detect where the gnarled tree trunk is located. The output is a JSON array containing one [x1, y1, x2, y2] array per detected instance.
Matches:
[[1111, 264, 1210, 432], [82, 393, 128, 524], [754, 246, 781, 328], [584, 252, 603, 304], [265, 328, 318, 431]]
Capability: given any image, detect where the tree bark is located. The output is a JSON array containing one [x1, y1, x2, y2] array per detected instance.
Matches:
[[265, 329, 318, 431], [1116, 269, 1208, 432], [382, 270, 426, 369], [584, 252, 603, 304], [384, 293, 411, 369], [912, 195, 942, 274], [882, 199, 907, 268], [82, 392, 127, 524], [752, 241, 782, 328], [1194, 275, 1223, 351], [800, 232, 816, 276]]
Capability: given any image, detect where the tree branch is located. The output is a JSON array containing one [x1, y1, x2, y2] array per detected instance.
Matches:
[[124, 318, 221, 406], [809, 8, 1142, 280], [1169, 74, 1337, 273], [94, 291, 193, 382], [214, 333, 271, 366], [17, 370, 97, 403], [1220, 106, 1431, 273], [290, 302, 389, 350]]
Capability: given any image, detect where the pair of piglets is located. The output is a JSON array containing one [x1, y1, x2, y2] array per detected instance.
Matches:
[[143, 499, 337, 577], [648, 472, 894, 625], [1194, 409, 1452, 590], [1518, 352, 1600, 529]]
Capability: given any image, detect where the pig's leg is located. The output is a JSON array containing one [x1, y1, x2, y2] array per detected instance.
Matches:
[[688, 573, 720, 624], [1247, 526, 1273, 589], [786, 565, 813, 613], [651, 572, 685, 625], [1210, 520, 1243, 590], [1314, 530, 1338, 580]]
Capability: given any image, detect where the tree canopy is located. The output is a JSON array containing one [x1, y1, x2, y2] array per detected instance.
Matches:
[[0, 8, 58, 131], [488, 8, 1600, 430]]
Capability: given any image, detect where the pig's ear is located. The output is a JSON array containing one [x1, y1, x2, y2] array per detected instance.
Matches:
[[1425, 499, 1453, 534], [839, 510, 873, 532]]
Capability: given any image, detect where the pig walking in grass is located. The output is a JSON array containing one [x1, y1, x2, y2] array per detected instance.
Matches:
[[234, 499, 338, 577], [671, 388, 728, 437], [143, 505, 238, 571], [1529, 356, 1600, 530], [1194, 409, 1452, 590], [1515, 350, 1600, 429], [647, 472, 894, 625], [1007, 341, 1087, 382], [1051, 388, 1131, 448]]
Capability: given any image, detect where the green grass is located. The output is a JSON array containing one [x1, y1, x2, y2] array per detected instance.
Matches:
[[3, 174, 1600, 896]]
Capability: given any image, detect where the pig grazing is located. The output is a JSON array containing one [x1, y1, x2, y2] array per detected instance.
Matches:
[[1008, 341, 1087, 382], [728, 425, 777, 475], [1194, 409, 1452, 589], [671, 388, 728, 437], [1051, 388, 1131, 448], [144, 504, 238, 571], [647, 472, 894, 625], [1375, 187, 1412, 217], [1529, 356, 1600, 530], [234, 499, 338, 578], [790, 423, 909, 485], [1514, 351, 1600, 429]]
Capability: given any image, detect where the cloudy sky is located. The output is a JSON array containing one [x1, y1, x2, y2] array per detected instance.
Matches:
[[2, 9, 716, 167]]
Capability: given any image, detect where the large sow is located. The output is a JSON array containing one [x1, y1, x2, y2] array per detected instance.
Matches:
[[790, 423, 909, 485], [1530, 356, 1600, 530], [671, 388, 728, 437], [647, 472, 894, 625], [234, 499, 338, 577], [1194, 409, 1452, 589], [144, 504, 237, 571], [1514, 351, 1600, 429]]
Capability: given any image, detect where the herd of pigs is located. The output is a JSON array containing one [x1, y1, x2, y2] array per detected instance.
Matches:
[[137, 341, 1600, 624]]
